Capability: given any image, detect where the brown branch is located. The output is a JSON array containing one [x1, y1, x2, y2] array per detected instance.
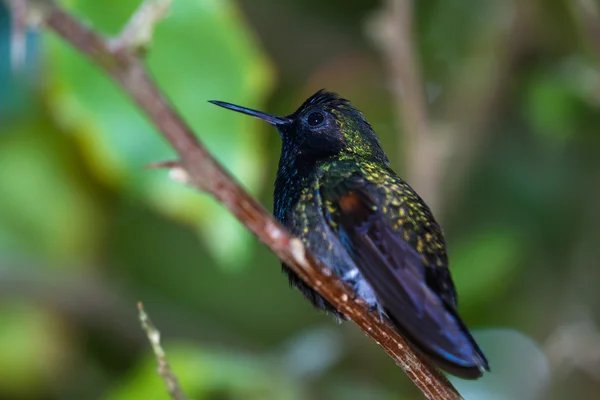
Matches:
[[368, 0, 443, 213], [108, 0, 172, 54], [435, 0, 536, 219], [138, 302, 189, 400], [572, 0, 600, 58], [18, 0, 461, 398], [371, 0, 533, 220]]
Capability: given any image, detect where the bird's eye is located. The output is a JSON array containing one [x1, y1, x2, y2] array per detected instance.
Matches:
[[307, 111, 325, 127]]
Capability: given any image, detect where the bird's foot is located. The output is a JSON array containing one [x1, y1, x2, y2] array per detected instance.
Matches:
[[366, 303, 387, 323]]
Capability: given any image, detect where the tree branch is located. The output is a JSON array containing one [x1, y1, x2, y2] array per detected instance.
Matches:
[[138, 302, 189, 400], [14, 1, 461, 398], [572, 0, 600, 58], [435, 0, 535, 219], [370, 0, 532, 220], [368, 0, 443, 212]]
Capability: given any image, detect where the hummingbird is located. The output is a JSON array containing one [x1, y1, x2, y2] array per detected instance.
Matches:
[[210, 90, 489, 378]]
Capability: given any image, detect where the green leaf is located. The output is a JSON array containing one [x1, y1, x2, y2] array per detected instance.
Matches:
[[0, 304, 70, 397], [451, 228, 523, 309], [525, 74, 580, 145], [0, 117, 103, 262], [104, 343, 303, 400], [45, 0, 274, 268], [523, 61, 599, 149]]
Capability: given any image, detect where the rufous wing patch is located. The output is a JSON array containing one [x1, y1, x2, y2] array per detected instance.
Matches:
[[337, 191, 373, 224], [338, 191, 362, 214]]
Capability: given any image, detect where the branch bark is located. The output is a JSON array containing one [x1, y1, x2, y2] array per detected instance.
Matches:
[[371, 0, 533, 220], [12, 0, 462, 398]]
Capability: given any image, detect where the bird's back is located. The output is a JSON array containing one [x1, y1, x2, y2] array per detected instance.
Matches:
[[278, 157, 488, 377]]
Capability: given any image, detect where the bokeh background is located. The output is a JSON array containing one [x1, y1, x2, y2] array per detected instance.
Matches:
[[1, 0, 600, 399]]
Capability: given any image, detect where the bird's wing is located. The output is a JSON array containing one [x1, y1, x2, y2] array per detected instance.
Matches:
[[319, 167, 488, 376]]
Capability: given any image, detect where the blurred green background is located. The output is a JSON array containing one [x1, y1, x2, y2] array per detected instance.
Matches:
[[1, 0, 600, 399]]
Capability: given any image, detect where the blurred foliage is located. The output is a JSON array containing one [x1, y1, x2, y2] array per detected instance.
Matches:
[[0, 303, 70, 398], [0, 113, 103, 260], [47, 0, 273, 266], [1, 0, 600, 399], [105, 344, 304, 400]]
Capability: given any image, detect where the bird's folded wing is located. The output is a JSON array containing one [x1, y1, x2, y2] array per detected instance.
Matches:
[[319, 171, 483, 369]]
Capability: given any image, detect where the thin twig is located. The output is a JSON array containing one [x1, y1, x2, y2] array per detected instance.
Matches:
[[6, 0, 28, 71], [572, 0, 600, 58], [435, 0, 534, 218], [368, 0, 442, 212], [371, 0, 531, 219], [14, 0, 462, 398], [108, 0, 172, 53], [138, 302, 189, 400]]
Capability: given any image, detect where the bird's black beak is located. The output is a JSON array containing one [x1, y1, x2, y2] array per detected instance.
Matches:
[[209, 100, 290, 126]]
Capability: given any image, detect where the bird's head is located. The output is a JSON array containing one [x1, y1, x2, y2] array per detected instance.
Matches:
[[210, 90, 389, 166]]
